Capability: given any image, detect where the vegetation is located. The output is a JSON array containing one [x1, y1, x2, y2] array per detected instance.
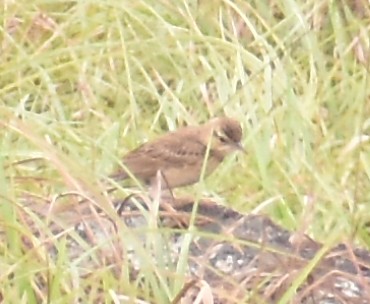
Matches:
[[1, 0, 370, 302]]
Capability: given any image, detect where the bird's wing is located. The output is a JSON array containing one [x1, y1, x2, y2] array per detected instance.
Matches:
[[113, 135, 207, 181]]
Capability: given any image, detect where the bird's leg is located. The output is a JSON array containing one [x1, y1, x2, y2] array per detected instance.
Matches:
[[159, 170, 175, 202], [147, 170, 181, 219], [148, 170, 175, 203]]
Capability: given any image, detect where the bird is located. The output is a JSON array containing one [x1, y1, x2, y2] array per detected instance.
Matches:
[[109, 117, 244, 190]]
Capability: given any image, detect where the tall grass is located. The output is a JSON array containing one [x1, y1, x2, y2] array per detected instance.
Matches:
[[1, 0, 370, 302]]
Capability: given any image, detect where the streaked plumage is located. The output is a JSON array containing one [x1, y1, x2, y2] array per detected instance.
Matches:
[[110, 117, 244, 189]]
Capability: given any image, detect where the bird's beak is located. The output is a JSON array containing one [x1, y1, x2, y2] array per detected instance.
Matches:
[[234, 142, 247, 154]]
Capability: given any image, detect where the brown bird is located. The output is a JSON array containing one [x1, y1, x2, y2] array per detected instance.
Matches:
[[110, 117, 244, 189]]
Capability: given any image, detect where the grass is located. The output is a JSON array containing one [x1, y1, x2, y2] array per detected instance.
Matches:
[[1, 0, 370, 302]]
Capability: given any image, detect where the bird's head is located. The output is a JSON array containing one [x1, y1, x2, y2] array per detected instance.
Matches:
[[203, 117, 245, 156]]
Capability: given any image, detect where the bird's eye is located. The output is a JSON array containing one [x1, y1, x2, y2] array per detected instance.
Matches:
[[219, 136, 227, 143], [215, 131, 228, 143]]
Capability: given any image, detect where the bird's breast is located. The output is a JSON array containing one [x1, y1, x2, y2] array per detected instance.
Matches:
[[156, 153, 222, 188]]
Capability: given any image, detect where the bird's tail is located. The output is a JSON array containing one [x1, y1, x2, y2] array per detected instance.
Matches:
[[108, 170, 129, 181]]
